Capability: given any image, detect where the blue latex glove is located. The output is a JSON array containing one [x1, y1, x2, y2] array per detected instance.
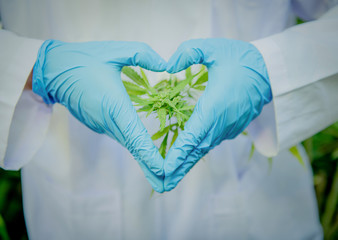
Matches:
[[33, 40, 166, 193], [164, 39, 272, 191]]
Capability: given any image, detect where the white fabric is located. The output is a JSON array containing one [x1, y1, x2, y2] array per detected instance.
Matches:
[[250, 5, 338, 155], [0, 30, 43, 168], [1, 0, 337, 239]]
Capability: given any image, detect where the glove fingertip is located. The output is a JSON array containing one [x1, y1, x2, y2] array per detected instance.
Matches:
[[153, 186, 164, 194], [166, 57, 183, 74], [163, 148, 185, 177], [167, 46, 204, 74], [135, 50, 167, 72], [166, 65, 178, 74], [164, 180, 178, 192], [150, 164, 164, 176], [148, 55, 167, 72], [135, 149, 164, 176], [145, 139, 165, 176]]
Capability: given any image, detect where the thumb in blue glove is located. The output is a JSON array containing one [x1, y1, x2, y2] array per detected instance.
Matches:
[[164, 39, 272, 191], [33, 40, 167, 192]]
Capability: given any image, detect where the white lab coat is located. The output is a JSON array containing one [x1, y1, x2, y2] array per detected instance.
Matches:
[[1, 0, 338, 239]]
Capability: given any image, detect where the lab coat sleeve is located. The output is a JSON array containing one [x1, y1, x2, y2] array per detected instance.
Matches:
[[0, 29, 52, 170], [247, 5, 338, 157]]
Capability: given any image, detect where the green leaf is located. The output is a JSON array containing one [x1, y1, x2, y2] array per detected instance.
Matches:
[[289, 146, 306, 168], [122, 67, 148, 89], [159, 132, 169, 158], [125, 89, 147, 97], [178, 105, 195, 111], [164, 99, 179, 111], [193, 71, 208, 86], [175, 110, 191, 121], [185, 67, 192, 79], [154, 80, 169, 90], [183, 110, 193, 119], [170, 112, 178, 118], [170, 128, 179, 147], [170, 75, 179, 87], [198, 65, 207, 72], [172, 96, 182, 105], [187, 90, 194, 99], [157, 108, 167, 131], [130, 95, 154, 105], [267, 157, 273, 171], [123, 81, 148, 95], [192, 85, 206, 91], [137, 105, 153, 112], [176, 114, 183, 126], [169, 77, 192, 99], [140, 68, 157, 94], [146, 105, 155, 117], [169, 70, 202, 99], [139, 68, 150, 87], [248, 143, 255, 161], [152, 125, 170, 140], [150, 189, 155, 198]]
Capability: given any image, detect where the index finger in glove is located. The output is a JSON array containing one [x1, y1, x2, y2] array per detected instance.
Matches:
[[163, 100, 212, 176], [102, 87, 165, 176], [166, 39, 217, 74], [163, 121, 223, 191], [99, 41, 167, 72]]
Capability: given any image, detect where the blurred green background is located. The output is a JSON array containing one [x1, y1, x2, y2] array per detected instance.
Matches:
[[0, 123, 337, 240]]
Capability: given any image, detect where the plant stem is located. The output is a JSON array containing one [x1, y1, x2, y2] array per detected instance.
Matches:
[[322, 162, 338, 238], [303, 138, 313, 162]]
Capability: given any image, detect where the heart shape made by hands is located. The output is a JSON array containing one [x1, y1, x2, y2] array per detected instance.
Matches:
[[124, 38, 271, 193], [34, 39, 269, 194]]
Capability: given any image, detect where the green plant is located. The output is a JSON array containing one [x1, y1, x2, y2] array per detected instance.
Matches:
[[0, 169, 27, 240], [303, 122, 338, 239], [122, 66, 305, 167], [122, 65, 208, 158]]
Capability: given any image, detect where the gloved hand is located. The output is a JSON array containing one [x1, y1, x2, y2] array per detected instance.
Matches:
[[33, 40, 166, 193], [164, 39, 272, 191]]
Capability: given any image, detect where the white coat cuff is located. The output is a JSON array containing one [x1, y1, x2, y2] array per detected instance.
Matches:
[[246, 37, 285, 157], [0, 30, 48, 169], [4, 91, 52, 170]]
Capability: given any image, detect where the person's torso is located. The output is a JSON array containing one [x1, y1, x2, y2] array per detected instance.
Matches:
[[0, 0, 296, 59], [1, 1, 322, 239]]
